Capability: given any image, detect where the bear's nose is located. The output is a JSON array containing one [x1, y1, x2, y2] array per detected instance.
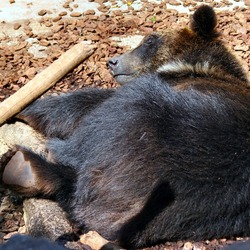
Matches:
[[107, 57, 119, 71]]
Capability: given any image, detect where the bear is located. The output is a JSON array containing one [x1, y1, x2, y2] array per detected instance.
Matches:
[[2, 5, 250, 249]]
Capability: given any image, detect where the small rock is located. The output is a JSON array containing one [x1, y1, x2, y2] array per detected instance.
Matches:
[[193, 243, 206, 250], [4, 213, 14, 220], [9, 0, 15, 3], [59, 11, 67, 16], [122, 18, 139, 28], [144, 21, 154, 27], [18, 226, 26, 234], [84, 9, 96, 15], [88, 15, 98, 20], [24, 67, 36, 79], [139, 26, 154, 33], [219, 238, 227, 243], [236, 237, 244, 241], [0, 61, 6, 68], [39, 39, 50, 46], [13, 23, 21, 30], [44, 21, 53, 27], [70, 12, 82, 17], [183, 241, 193, 250], [52, 25, 63, 33], [12, 84, 20, 91], [13, 42, 28, 51], [80, 231, 109, 250], [63, 3, 70, 8], [113, 10, 123, 16], [38, 9, 47, 16], [24, 20, 30, 26], [234, 45, 249, 52], [98, 4, 109, 12], [177, 241, 184, 247], [245, 0, 250, 6], [52, 16, 62, 22], [88, 34, 100, 41], [169, 0, 181, 5], [3, 232, 18, 240], [85, 21, 97, 29], [99, 68, 113, 82], [210, 239, 219, 245]]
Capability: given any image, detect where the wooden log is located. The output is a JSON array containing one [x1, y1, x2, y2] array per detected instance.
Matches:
[[0, 42, 96, 125]]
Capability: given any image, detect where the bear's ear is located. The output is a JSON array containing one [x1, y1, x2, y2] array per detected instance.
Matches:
[[190, 5, 219, 39]]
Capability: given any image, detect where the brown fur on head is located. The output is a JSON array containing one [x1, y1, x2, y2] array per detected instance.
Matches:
[[107, 5, 248, 85]]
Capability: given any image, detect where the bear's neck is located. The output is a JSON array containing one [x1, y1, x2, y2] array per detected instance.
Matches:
[[156, 60, 249, 89]]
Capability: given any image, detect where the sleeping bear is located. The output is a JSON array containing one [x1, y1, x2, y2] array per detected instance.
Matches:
[[2, 5, 250, 249]]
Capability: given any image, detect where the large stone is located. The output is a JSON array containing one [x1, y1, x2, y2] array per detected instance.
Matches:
[[23, 198, 73, 241], [0, 122, 45, 157]]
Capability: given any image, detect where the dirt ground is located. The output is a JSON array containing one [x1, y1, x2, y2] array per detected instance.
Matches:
[[0, 0, 250, 249]]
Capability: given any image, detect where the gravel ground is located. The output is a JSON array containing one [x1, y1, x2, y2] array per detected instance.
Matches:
[[0, 0, 250, 249]]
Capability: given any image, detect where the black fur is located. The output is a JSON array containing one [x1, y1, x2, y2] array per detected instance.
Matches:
[[9, 74, 250, 248], [19, 88, 114, 139], [0, 235, 67, 250], [190, 5, 219, 38]]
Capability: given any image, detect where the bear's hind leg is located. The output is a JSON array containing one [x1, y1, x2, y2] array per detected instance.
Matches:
[[2, 149, 76, 200]]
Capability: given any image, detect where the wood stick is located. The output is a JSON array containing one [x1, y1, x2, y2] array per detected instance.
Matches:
[[0, 42, 96, 125]]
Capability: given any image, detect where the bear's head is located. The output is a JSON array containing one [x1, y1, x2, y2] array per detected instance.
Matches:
[[107, 5, 248, 85]]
